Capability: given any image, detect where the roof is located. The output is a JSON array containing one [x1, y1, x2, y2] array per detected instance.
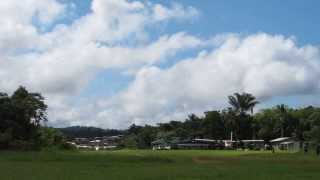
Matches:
[[280, 141, 295, 145], [177, 143, 210, 147], [270, 137, 292, 143], [193, 138, 216, 143], [223, 140, 236, 142], [151, 139, 167, 145], [241, 140, 264, 143]]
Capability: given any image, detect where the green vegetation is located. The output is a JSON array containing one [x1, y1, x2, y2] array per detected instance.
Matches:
[[0, 150, 319, 180], [123, 93, 320, 149], [3, 87, 320, 150], [0, 86, 70, 150], [58, 126, 123, 139], [1, 88, 320, 179]]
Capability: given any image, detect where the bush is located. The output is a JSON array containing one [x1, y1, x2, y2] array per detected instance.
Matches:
[[36, 127, 74, 150], [121, 135, 138, 149], [8, 140, 35, 151], [0, 129, 13, 149], [59, 142, 77, 150]]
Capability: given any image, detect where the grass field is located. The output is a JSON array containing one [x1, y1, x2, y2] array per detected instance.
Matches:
[[0, 150, 319, 180]]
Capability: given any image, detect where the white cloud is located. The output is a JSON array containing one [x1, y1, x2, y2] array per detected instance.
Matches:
[[153, 3, 199, 21], [0, 0, 65, 54], [1, 0, 320, 129], [0, 0, 65, 25], [80, 33, 320, 129], [0, 0, 200, 94], [0, 0, 202, 128]]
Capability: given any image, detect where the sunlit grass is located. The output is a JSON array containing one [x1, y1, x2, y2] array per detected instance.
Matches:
[[0, 150, 319, 180]]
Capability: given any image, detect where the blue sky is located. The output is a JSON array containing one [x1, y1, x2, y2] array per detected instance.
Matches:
[[79, 0, 320, 101], [165, 0, 320, 44], [1, 0, 320, 128], [66, 0, 320, 43]]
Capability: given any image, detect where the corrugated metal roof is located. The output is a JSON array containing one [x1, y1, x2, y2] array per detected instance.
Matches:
[[270, 137, 291, 142]]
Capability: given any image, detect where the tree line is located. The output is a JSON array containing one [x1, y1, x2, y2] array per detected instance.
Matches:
[[1, 87, 320, 150], [59, 126, 124, 139], [122, 93, 320, 149]]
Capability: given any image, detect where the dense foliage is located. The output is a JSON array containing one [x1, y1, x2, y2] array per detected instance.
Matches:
[[0, 87, 69, 150], [59, 126, 124, 139], [2, 87, 320, 150], [122, 93, 320, 149]]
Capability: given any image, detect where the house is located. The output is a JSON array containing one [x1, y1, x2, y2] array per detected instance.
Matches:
[[151, 139, 171, 150], [172, 138, 223, 150], [222, 140, 236, 148], [69, 135, 123, 150], [152, 138, 266, 150], [152, 138, 220, 150], [270, 137, 300, 152]]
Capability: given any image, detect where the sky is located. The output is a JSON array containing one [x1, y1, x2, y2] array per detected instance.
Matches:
[[1, 0, 320, 129]]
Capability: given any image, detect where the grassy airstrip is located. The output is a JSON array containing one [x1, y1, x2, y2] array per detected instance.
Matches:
[[0, 150, 319, 180]]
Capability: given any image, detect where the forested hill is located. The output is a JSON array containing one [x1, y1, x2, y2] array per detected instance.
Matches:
[[58, 126, 124, 138]]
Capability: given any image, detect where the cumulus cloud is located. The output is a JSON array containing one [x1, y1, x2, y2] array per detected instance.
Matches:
[[0, 0, 202, 128], [0, 0, 200, 94], [80, 33, 320, 129], [153, 3, 199, 21], [1, 0, 320, 129], [0, 0, 65, 53]]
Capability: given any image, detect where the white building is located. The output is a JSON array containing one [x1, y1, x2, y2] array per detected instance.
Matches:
[[270, 137, 300, 152]]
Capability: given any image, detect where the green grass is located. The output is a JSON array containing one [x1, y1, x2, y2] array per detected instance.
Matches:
[[0, 150, 319, 180]]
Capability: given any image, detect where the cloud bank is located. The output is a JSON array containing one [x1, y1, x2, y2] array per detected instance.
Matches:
[[1, 0, 320, 128]]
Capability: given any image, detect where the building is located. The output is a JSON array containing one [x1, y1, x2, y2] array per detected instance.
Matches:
[[270, 137, 300, 152], [69, 135, 123, 150], [222, 140, 235, 148], [152, 138, 266, 150], [151, 139, 171, 150], [152, 138, 225, 150]]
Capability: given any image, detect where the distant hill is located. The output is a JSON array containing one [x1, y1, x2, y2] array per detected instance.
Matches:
[[58, 126, 124, 138]]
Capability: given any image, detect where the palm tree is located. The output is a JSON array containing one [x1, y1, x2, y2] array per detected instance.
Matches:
[[228, 92, 259, 115], [276, 104, 289, 137], [227, 92, 259, 141]]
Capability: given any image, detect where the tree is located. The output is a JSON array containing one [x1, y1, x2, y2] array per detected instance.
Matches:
[[291, 106, 314, 141], [11, 86, 47, 126], [59, 126, 123, 138], [184, 114, 203, 138], [256, 109, 279, 141], [10, 86, 47, 140], [275, 104, 289, 137], [221, 108, 237, 139], [0, 93, 12, 137], [0, 86, 48, 149], [37, 127, 67, 149], [227, 93, 258, 140], [202, 111, 226, 139], [251, 116, 260, 140], [136, 125, 157, 148], [127, 124, 143, 135], [307, 111, 320, 143], [121, 134, 138, 149], [228, 92, 259, 115]]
